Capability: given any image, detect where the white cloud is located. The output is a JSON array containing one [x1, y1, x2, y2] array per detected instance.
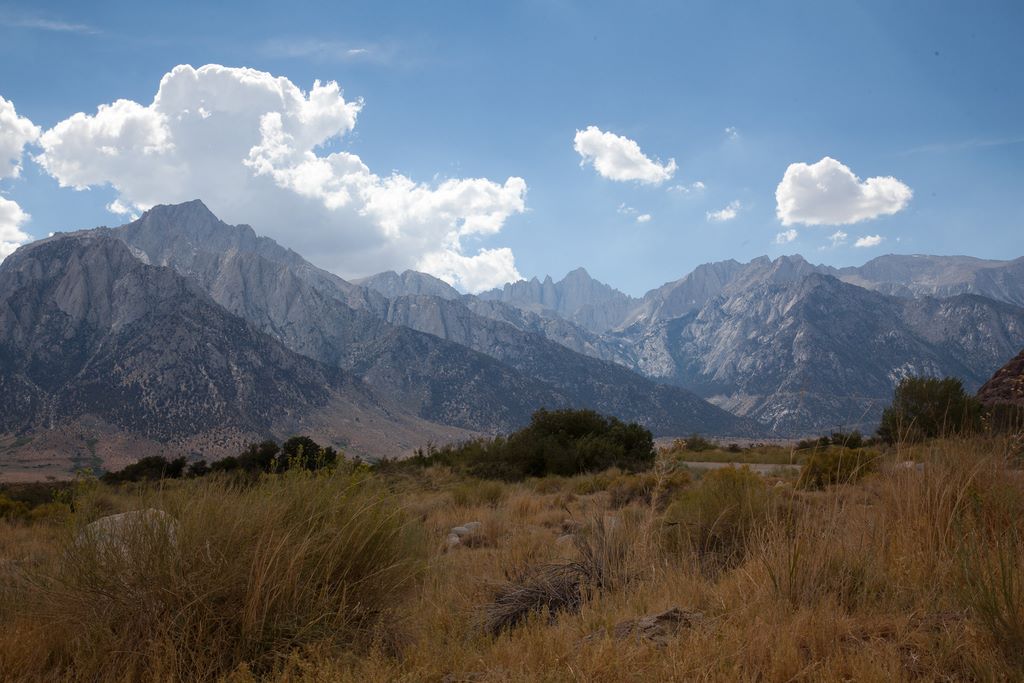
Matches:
[[573, 126, 676, 185], [775, 156, 912, 226], [724, 126, 739, 140], [0, 96, 41, 179], [775, 228, 797, 244], [0, 196, 30, 261], [828, 230, 848, 248], [417, 246, 519, 294], [0, 15, 97, 34], [854, 234, 883, 248], [33, 64, 527, 292], [261, 39, 389, 64], [616, 204, 651, 223], [668, 180, 704, 194], [707, 200, 740, 223]]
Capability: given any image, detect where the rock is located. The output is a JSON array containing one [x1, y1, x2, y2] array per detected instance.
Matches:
[[77, 508, 179, 556], [977, 347, 1024, 407], [587, 607, 703, 647], [445, 521, 485, 551]]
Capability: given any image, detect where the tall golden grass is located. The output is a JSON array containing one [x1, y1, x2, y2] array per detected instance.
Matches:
[[0, 435, 1022, 681]]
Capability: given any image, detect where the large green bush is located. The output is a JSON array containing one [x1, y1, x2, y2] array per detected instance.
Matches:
[[408, 409, 655, 481], [878, 376, 983, 444]]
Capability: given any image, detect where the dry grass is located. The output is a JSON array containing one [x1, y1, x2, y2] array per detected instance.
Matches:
[[1, 436, 1023, 681]]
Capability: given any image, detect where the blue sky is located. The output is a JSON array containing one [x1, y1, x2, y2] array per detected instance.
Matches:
[[0, 0, 1021, 295]]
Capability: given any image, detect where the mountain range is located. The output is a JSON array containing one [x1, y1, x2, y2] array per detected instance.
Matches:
[[369, 248, 1024, 433], [1, 199, 1022, 478], [0, 201, 749, 478]]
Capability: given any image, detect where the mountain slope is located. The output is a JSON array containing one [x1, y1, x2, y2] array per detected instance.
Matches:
[[0, 233, 471, 477], [617, 273, 1024, 433], [836, 254, 1024, 305], [104, 202, 572, 434], [109, 202, 747, 436], [382, 294, 751, 436]]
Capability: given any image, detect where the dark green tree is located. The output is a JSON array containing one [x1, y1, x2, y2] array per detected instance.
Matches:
[[878, 376, 983, 443]]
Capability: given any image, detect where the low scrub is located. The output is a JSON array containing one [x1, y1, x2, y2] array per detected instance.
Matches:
[[450, 479, 507, 508], [662, 466, 774, 573], [797, 447, 880, 489], [3, 471, 426, 680]]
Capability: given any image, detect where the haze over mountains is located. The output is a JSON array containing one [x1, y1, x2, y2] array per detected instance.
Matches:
[[1, 199, 1022, 478]]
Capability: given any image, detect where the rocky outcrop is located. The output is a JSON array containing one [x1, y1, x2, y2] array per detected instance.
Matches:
[[977, 348, 1024, 407]]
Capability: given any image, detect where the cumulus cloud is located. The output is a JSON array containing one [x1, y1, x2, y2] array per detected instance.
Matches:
[[854, 234, 883, 248], [724, 126, 739, 140], [636, 213, 651, 223], [707, 200, 740, 223], [0, 96, 41, 179], [775, 228, 797, 244], [573, 126, 676, 185], [33, 64, 527, 292], [0, 196, 30, 261], [775, 156, 912, 226], [828, 230, 848, 248]]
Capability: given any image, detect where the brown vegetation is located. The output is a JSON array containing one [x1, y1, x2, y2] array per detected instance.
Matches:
[[1, 435, 1024, 680]]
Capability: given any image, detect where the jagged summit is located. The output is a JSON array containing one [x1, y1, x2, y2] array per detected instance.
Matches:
[[476, 266, 637, 334]]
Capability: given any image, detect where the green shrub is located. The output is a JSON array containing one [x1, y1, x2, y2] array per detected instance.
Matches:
[[101, 456, 187, 484], [676, 434, 717, 452], [28, 502, 72, 525], [797, 448, 880, 490], [408, 409, 655, 481], [662, 466, 772, 573], [102, 437, 341, 483], [607, 468, 691, 510], [878, 376, 983, 444], [0, 495, 29, 521]]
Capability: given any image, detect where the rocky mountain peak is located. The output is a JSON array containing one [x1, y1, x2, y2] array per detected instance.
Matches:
[[356, 270, 461, 300]]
